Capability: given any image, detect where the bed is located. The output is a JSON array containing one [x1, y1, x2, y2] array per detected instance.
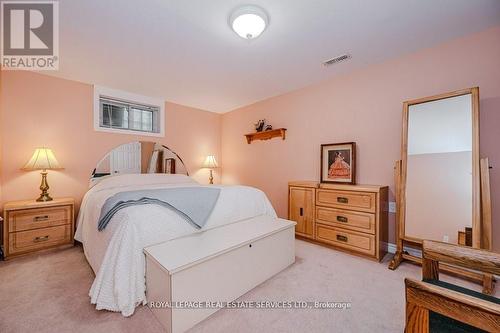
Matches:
[[75, 142, 278, 317]]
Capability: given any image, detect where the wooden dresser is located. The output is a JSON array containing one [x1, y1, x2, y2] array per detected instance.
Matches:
[[2, 198, 74, 260], [289, 181, 388, 261]]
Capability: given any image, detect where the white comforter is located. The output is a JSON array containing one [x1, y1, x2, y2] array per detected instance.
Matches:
[[75, 174, 276, 317]]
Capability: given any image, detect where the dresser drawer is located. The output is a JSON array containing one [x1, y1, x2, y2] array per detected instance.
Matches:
[[316, 189, 376, 213], [8, 225, 72, 255], [315, 224, 375, 256], [8, 205, 72, 232], [316, 207, 375, 234]]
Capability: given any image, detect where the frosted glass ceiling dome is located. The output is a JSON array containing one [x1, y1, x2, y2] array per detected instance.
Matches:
[[229, 5, 269, 40]]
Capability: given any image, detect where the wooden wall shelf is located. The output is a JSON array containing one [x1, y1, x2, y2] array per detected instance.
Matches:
[[245, 128, 287, 144]]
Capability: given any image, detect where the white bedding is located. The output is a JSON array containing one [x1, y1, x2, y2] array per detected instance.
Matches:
[[75, 174, 277, 317]]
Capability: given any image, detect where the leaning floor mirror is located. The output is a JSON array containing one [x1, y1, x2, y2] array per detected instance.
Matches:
[[389, 87, 494, 294]]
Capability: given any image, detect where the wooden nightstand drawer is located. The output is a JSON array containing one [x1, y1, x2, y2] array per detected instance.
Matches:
[[8, 205, 72, 232], [316, 189, 376, 213], [9, 224, 72, 255], [316, 224, 375, 256], [3, 197, 75, 260], [316, 206, 375, 234]]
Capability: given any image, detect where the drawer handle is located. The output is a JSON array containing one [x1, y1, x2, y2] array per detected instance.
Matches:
[[336, 235, 348, 242], [337, 197, 349, 204], [336, 216, 348, 223], [34, 235, 49, 242], [34, 215, 50, 222], [299, 208, 303, 217]]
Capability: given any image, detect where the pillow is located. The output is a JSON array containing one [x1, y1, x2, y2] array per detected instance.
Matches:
[[90, 173, 196, 190]]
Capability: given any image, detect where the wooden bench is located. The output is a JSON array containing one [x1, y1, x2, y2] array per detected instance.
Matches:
[[405, 240, 500, 332]]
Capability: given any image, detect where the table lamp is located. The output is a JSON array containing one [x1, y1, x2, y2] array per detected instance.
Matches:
[[22, 148, 63, 202], [202, 155, 218, 184]]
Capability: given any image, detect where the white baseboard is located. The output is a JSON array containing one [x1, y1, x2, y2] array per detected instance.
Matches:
[[385, 242, 421, 258]]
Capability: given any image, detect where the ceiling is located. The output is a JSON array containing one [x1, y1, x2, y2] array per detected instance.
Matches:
[[50, 0, 500, 113]]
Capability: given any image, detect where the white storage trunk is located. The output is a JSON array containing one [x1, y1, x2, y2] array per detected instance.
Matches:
[[144, 215, 296, 333]]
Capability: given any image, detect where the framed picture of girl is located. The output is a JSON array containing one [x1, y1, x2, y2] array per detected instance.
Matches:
[[320, 142, 356, 184]]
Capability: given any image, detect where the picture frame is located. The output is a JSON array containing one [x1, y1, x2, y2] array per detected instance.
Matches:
[[164, 158, 176, 174], [320, 142, 356, 184]]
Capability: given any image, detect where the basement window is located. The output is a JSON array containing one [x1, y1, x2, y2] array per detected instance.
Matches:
[[94, 86, 164, 137]]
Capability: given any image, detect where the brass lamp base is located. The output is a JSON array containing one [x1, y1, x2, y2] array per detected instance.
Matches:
[[36, 193, 53, 202], [208, 169, 214, 185], [36, 170, 53, 202]]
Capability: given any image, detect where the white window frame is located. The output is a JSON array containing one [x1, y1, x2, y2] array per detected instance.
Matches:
[[93, 85, 165, 137]]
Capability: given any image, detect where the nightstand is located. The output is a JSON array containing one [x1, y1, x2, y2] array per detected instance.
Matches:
[[2, 198, 74, 260]]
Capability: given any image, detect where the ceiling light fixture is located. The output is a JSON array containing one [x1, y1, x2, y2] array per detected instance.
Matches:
[[229, 5, 269, 40]]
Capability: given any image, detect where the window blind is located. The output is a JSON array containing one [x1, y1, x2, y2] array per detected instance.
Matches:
[[99, 96, 160, 133]]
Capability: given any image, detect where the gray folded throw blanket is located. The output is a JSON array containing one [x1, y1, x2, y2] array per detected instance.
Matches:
[[97, 187, 221, 231]]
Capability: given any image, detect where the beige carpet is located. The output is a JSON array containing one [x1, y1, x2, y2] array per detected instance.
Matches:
[[0, 240, 493, 333]]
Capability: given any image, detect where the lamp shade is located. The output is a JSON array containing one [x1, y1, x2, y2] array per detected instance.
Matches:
[[22, 148, 63, 170], [202, 155, 218, 168]]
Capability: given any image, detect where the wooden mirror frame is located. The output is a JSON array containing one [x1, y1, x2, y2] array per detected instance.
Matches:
[[388, 87, 494, 293], [91, 141, 189, 179]]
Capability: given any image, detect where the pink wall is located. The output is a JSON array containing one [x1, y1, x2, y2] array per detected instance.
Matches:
[[221, 26, 500, 251], [480, 96, 500, 252], [1, 27, 498, 251], [0, 68, 3, 204], [0, 71, 221, 212]]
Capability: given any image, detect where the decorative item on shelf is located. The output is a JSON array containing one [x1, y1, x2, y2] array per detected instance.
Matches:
[[254, 119, 266, 132], [245, 128, 287, 144], [264, 124, 273, 131], [202, 155, 218, 184], [22, 147, 63, 202], [320, 142, 356, 184]]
